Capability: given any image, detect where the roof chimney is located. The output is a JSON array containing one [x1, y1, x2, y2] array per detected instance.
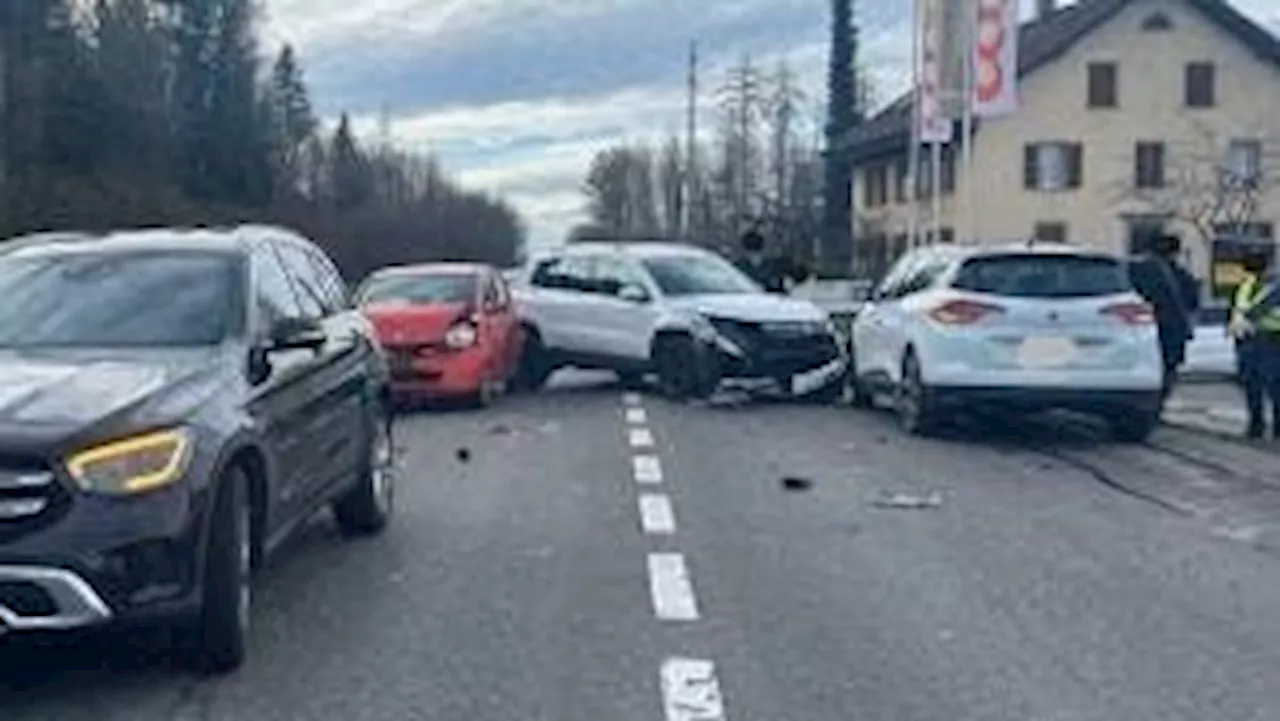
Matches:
[[1036, 0, 1056, 19]]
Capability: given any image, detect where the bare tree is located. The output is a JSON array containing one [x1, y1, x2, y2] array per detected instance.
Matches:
[[656, 135, 683, 239], [1110, 121, 1280, 249], [583, 145, 660, 239], [717, 54, 765, 223]]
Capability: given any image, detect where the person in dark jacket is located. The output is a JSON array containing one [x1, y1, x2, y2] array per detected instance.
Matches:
[[734, 229, 805, 294], [1129, 234, 1200, 399]]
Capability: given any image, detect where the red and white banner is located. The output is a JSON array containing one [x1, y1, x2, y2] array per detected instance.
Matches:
[[917, 0, 960, 142], [972, 0, 1019, 117]]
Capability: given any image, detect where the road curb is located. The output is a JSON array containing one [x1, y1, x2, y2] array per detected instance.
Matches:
[[1162, 415, 1280, 453]]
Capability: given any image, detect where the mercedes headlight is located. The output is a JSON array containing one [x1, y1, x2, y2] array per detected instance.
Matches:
[[66, 428, 193, 495]]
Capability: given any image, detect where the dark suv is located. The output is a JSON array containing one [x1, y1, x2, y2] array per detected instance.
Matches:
[[0, 226, 393, 673]]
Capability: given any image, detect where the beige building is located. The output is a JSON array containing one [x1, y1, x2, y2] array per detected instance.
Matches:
[[835, 0, 1280, 298]]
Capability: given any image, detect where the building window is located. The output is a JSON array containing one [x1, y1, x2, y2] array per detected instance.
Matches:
[[1135, 142, 1166, 189], [894, 157, 908, 203], [1034, 222, 1068, 243], [1024, 142, 1083, 191], [916, 147, 957, 198], [1227, 139, 1262, 184], [1185, 62, 1216, 108], [1214, 221, 1274, 239], [862, 164, 890, 208], [941, 147, 956, 194], [1087, 62, 1117, 108]]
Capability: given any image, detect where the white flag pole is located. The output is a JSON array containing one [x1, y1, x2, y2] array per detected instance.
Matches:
[[931, 140, 943, 244], [960, 0, 976, 245], [907, 0, 921, 249]]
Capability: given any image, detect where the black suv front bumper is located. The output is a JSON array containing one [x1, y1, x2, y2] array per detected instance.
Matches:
[[708, 318, 844, 380], [0, 462, 212, 635]]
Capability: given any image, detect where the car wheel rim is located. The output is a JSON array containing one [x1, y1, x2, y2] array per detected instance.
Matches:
[[371, 424, 394, 515], [236, 503, 252, 633]]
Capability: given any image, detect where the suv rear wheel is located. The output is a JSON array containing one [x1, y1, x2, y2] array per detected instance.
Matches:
[[1110, 403, 1161, 443], [333, 410, 395, 536], [897, 350, 943, 436], [512, 328, 554, 392]]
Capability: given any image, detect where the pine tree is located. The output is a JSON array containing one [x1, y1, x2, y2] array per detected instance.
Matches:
[[267, 44, 317, 192], [822, 0, 859, 274], [330, 113, 370, 209], [95, 0, 172, 178]]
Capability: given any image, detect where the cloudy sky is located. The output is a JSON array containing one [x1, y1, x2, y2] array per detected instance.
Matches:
[[261, 0, 1280, 247]]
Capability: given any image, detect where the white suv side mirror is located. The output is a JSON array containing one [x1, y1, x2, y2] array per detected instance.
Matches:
[[617, 284, 650, 303]]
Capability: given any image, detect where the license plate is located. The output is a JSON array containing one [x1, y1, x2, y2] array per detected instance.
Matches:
[[791, 358, 847, 395], [1017, 336, 1077, 368]]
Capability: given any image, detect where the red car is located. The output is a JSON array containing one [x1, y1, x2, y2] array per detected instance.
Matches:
[[357, 263, 524, 406]]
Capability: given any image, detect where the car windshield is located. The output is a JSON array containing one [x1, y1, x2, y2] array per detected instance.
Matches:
[[0, 251, 237, 348], [358, 273, 476, 305], [642, 255, 760, 296], [951, 254, 1130, 298]]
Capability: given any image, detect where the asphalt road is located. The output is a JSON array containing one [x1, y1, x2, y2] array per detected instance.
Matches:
[[4, 372, 1280, 720]]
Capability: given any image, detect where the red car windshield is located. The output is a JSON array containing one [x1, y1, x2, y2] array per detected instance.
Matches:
[[358, 273, 476, 306]]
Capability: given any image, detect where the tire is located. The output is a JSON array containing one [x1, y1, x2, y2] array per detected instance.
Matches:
[[333, 410, 395, 536], [616, 370, 647, 390], [896, 350, 943, 436], [653, 334, 718, 400], [192, 468, 253, 674], [848, 349, 874, 409], [468, 377, 504, 409], [512, 328, 554, 392], [1110, 404, 1161, 443]]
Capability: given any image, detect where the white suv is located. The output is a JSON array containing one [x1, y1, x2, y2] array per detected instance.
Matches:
[[511, 243, 847, 400], [850, 243, 1164, 440]]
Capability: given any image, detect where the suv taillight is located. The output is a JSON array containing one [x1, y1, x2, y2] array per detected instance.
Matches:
[[928, 299, 1005, 325], [1100, 301, 1155, 325]]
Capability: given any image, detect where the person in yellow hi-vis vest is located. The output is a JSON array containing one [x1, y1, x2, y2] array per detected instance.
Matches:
[[1230, 250, 1280, 438]]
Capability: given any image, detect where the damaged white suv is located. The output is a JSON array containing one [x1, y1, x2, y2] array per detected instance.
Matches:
[[510, 242, 847, 400]]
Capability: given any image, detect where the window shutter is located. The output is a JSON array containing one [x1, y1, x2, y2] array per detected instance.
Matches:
[[1024, 144, 1040, 189], [1185, 62, 1215, 107], [1151, 143, 1164, 187], [1067, 144, 1084, 188]]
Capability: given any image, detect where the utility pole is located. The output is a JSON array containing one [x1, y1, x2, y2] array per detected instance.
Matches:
[[684, 39, 698, 242]]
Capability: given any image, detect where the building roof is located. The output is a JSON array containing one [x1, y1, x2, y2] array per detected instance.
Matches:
[[832, 0, 1280, 162]]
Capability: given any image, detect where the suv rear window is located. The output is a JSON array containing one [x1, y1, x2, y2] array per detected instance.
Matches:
[[952, 254, 1129, 298]]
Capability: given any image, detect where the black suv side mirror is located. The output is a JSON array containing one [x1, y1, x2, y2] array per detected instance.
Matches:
[[248, 317, 325, 385]]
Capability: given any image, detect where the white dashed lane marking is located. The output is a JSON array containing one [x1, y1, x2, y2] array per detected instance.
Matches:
[[661, 658, 726, 721], [622, 394, 726, 717], [638, 493, 677, 535], [647, 553, 701, 621], [632, 455, 664, 484], [629, 427, 656, 448]]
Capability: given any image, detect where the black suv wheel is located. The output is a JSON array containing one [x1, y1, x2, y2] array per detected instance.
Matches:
[[193, 467, 252, 674], [333, 411, 395, 536]]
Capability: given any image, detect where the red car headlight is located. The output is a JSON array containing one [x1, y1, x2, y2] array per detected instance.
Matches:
[[444, 322, 478, 349]]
